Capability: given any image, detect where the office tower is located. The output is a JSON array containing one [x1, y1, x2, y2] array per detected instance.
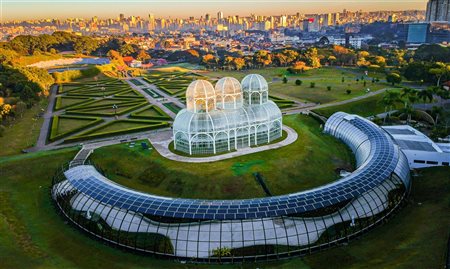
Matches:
[[426, 0, 450, 22], [148, 13, 155, 31]]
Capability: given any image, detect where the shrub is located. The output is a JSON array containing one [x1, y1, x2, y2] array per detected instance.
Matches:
[[295, 79, 302, 86], [282, 76, 288, 84], [386, 72, 401, 86], [342, 77, 345, 83], [212, 247, 232, 257], [327, 86, 331, 91], [310, 82, 315, 88], [346, 89, 352, 95], [364, 81, 367, 86]]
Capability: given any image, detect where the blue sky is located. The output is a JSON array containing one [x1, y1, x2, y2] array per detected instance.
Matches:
[[2, 0, 427, 21]]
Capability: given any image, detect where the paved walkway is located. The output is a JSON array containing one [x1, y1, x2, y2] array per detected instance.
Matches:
[[124, 78, 178, 119], [147, 125, 298, 163], [134, 77, 186, 109], [35, 84, 58, 148]]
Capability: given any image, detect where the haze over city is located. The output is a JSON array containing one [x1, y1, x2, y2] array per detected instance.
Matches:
[[3, 0, 428, 21]]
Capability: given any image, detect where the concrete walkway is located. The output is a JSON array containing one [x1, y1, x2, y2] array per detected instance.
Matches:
[[135, 77, 186, 109], [124, 78, 178, 119], [147, 125, 298, 163], [35, 84, 58, 148]]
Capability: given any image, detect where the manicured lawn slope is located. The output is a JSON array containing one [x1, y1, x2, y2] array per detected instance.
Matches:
[[313, 89, 402, 118], [90, 114, 355, 199], [204, 67, 388, 104], [0, 99, 47, 156], [0, 148, 447, 269]]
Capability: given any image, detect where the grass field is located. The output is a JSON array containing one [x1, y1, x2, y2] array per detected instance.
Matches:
[[89, 114, 354, 199], [203, 67, 388, 104], [0, 145, 448, 268], [313, 89, 402, 118], [0, 99, 47, 156]]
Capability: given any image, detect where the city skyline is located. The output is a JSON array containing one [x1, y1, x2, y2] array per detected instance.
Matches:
[[2, 0, 428, 21]]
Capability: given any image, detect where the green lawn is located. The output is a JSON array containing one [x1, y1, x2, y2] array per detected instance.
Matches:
[[204, 67, 388, 104], [56, 116, 96, 134], [89, 114, 354, 199], [0, 145, 448, 269], [87, 120, 158, 134], [0, 99, 47, 156], [130, 105, 171, 120], [313, 89, 402, 118]]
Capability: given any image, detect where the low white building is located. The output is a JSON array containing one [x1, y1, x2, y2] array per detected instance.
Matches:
[[382, 125, 450, 169]]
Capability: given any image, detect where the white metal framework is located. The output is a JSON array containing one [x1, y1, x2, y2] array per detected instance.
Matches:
[[173, 75, 283, 155]]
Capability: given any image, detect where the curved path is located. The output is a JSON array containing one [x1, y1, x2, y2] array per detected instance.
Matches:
[[148, 125, 298, 163]]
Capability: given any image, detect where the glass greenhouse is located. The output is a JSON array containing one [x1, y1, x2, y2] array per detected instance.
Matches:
[[51, 112, 411, 263], [173, 74, 283, 155]]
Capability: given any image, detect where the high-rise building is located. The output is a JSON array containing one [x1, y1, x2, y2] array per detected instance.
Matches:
[[426, 0, 450, 22], [217, 11, 223, 22], [280, 15, 287, 27], [119, 13, 125, 22], [148, 13, 155, 31]]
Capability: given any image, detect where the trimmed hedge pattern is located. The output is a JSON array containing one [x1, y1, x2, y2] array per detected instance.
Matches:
[[65, 120, 169, 143], [49, 115, 104, 142], [129, 105, 172, 120]]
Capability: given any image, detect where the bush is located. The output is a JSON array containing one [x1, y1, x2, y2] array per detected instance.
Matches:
[[282, 76, 288, 83], [310, 82, 315, 88], [346, 89, 352, 95], [386, 72, 402, 86], [327, 86, 331, 91], [295, 79, 302, 86], [364, 81, 367, 87], [342, 77, 345, 83]]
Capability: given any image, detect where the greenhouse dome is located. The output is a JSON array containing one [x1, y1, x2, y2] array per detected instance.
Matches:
[[173, 75, 282, 155], [215, 77, 243, 110], [241, 74, 269, 105], [186, 80, 216, 113]]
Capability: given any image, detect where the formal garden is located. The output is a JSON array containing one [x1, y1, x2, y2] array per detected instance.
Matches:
[[48, 76, 170, 143]]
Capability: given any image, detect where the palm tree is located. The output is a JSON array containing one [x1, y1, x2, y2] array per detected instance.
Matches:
[[401, 88, 418, 108], [417, 88, 433, 103], [431, 106, 444, 126], [380, 90, 401, 124]]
